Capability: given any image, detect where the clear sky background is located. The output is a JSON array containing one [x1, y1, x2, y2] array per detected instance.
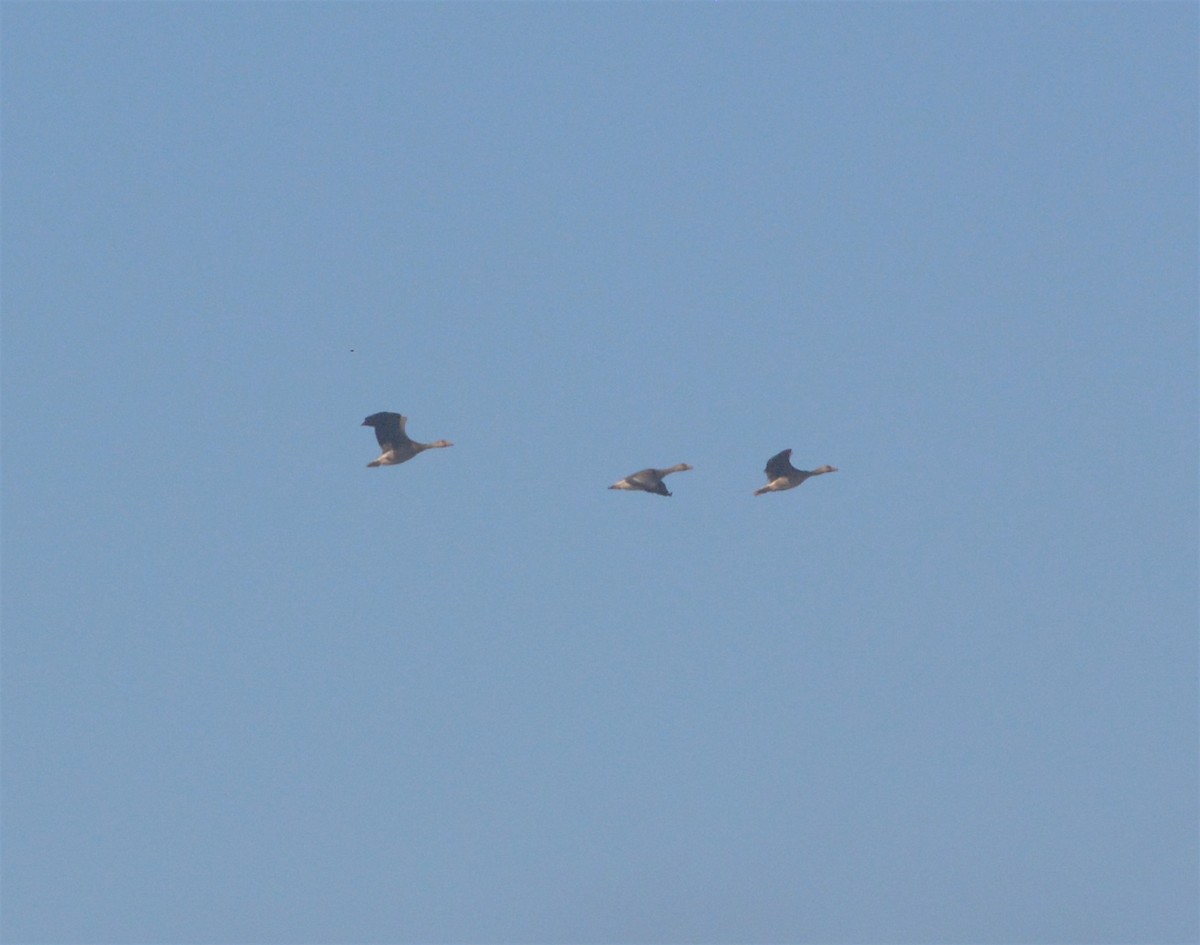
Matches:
[[2, 4, 1196, 944]]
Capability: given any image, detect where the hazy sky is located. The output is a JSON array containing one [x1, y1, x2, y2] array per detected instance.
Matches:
[[3, 4, 1196, 943]]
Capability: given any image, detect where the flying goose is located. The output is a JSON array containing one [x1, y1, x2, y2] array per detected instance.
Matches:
[[754, 449, 837, 496], [362, 412, 453, 467], [609, 464, 693, 497]]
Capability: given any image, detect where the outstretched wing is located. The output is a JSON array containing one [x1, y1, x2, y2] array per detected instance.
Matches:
[[764, 449, 797, 481], [628, 469, 671, 496], [364, 412, 409, 450]]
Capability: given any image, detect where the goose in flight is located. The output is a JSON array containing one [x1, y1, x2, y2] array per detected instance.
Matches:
[[609, 464, 693, 497], [754, 449, 837, 496], [362, 412, 453, 467]]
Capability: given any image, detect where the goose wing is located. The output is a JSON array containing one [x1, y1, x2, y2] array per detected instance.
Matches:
[[364, 412, 410, 450], [626, 468, 663, 491], [764, 449, 798, 481], [639, 472, 672, 496], [622, 469, 670, 495]]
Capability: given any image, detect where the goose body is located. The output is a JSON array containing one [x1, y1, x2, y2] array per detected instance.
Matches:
[[362, 412, 453, 467], [609, 463, 693, 497], [754, 449, 837, 496]]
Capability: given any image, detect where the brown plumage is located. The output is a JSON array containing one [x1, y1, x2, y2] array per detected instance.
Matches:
[[362, 412, 453, 467], [609, 463, 693, 497], [754, 449, 837, 496]]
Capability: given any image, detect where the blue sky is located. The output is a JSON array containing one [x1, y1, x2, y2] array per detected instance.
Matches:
[[2, 4, 1196, 943]]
